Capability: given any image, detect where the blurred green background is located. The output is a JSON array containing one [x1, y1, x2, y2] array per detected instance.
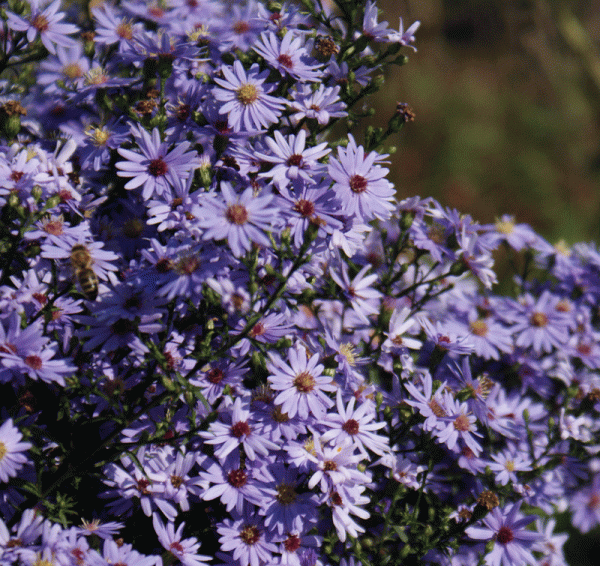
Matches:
[[373, 0, 600, 244]]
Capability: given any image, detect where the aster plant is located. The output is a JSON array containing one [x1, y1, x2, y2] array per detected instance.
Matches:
[[0, 2, 599, 566]]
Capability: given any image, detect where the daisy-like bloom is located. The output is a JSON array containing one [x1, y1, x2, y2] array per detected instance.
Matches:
[[260, 463, 318, 535], [435, 392, 483, 456], [217, 512, 278, 566], [378, 454, 426, 490], [466, 501, 542, 566], [276, 181, 343, 249], [0, 419, 32, 483], [381, 306, 422, 353], [386, 18, 421, 50], [328, 134, 396, 223], [199, 456, 263, 514], [324, 483, 370, 543], [6, 0, 79, 55], [1, 343, 76, 387], [92, 3, 141, 49], [288, 84, 347, 126], [320, 390, 388, 456], [569, 475, 600, 533], [213, 61, 285, 132], [329, 263, 383, 325], [267, 344, 336, 420], [403, 371, 448, 432], [76, 519, 124, 540], [256, 129, 330, 188], [200, 397, 279, 462], [510, 291, 572, 354], [361, 0, 391, 41], [488, 447, 533, 487], [253, 31, 322, 82], [116, 125, 198, 200], [197, 182, 279, 257], [152, 514, 212, 566], [306, 436, 366, 493]]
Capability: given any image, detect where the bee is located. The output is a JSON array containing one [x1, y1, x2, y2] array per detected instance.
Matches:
[[70, 244, 99, 300]]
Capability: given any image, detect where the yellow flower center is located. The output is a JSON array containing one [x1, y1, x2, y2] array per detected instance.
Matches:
[[495, 218, 515, 234], [0, 440, 7, 460], [63, 63, 84, 79], [236, 83, 258, 106]]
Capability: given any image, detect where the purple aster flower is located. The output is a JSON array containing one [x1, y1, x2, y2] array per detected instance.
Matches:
[[99, 538, 160, 566], [288, 84, 347, 126], [382, 306, 422, 353], [6, 0, 79, 55], [466, 501, 542, 566], [116, 125, 198, 200], [199, 456, 263, 514], [267, 343, 336, 420], [256, 129, 330, 188], [387, 18, 421, 50], [434, 392, 483, 456], [324, 483, 370, 543], [328, 134, 396, 222], [213, 61, 285, 132], [76, 519, 124, 540], [200, 397, 279, 462], [1, 343, 76, 387], [190, 359, 248, 405], [259, 463, 317, 535], [480, 215, 541, 251], [80, 119, 130, 172], [197, 181, 279, 257], [37, 44, 89, 93], [217, 511, 278, 566], [510, 291, 572, 354], [403, 371, 448, 431], [329, 263, 383, 325], [92, 4, 142, 50], [276, 181, 343, 249], [253, 31, 322, 81], [320, 390, 388, 456], [488, 446, 533, 487], [152, 514, 211, 566], [306, 436, 366, 493], [361, 1, 391, 42], [0, 419, 32, 483], [378, 454, 426, 489], [570, 475, 600, 533]]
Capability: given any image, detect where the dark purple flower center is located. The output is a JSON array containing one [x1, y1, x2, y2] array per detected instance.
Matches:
[[330, 491, 343, 506], [342, 419, 360, 435], [287, 154, 303, 167], [233, 21, 250, 34], [496, 526, 514, 544], [149, 157, 168, 177], [170, 541, 184, 554], [284, 534, 301, 552], [207, 368, 224, 384], [239, 525, 260, 546], [116, 22, 133, 40], [349, 174, 368, 193], [25, 355, 42, 370], [136, 478, 151, 494], [231, 420, 251, 438], [226, 204, 249, 225], [294, 199, 315, 218], [323, 460, 337, 472], [112, 319, 135, 335], [429, 399, 446, 417], [170, 475, 183, 488], [293, 371, 315, 393], [227, 468, 248, 487], [250, 322, 265, 337], [278, 54, 293, 69]]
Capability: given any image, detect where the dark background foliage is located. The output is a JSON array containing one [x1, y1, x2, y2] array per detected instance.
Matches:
[[370, 0, 600, 245]]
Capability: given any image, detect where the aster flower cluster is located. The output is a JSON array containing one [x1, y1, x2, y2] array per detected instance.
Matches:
[[0, 2, 598, 566]]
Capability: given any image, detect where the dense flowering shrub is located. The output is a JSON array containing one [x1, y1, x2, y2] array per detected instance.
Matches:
[[0, 1, 599, 566]]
